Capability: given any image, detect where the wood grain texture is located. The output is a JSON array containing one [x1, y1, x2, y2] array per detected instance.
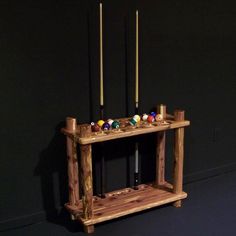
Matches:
[[173, 110, 185, 207], [84, 225, 94, 234], [80, 124, 93, 219], [72, 136, 80, 206], [62, 119, 190, 145], [66, 118, 80, 220], [156, 131, 166, 186], [62, 112, 190, 232], [65, 183, 187, 226], [156, 104, 167, 186], [80, 124, 92, 138]]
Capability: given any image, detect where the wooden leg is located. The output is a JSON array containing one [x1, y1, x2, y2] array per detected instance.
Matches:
[[173, 200, 182, 208], [76, 124, 94, 234], [156, 131, 166, 186], [172, 110, 185, 207], [66, 118, 80, 219], [156, 104, 167, 187], [84, 225, 95, 234], [80, 144, 93, 219], [72, 137, 80, 204]]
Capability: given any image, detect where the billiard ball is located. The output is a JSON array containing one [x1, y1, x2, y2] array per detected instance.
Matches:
[[147, 115, 154, 123], [107, 119, 114, 126], [91, 122, 100, 132], [133, 114, 141, 122], [155, 113, 163, 121], [112, 120, 120, 129], [102, 122, 110, 130], [150, 111, 157, 117], [129, 118, 137, 126], [142, 113, 148, 121], [97, 120, 105, 127]]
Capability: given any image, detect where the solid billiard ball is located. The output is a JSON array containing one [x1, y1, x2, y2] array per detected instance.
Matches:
[[97, 120, 105, 127], [147, 115, 154, 123], [102, 122, 110, 130], [150, 111, 157, 117], [91, 122, 100, 132]]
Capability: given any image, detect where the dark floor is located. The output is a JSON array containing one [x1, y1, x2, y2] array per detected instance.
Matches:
[[2, 171, 236, 236]]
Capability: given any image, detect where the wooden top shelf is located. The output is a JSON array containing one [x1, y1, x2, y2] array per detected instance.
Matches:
[[62, 118, 190, 145]]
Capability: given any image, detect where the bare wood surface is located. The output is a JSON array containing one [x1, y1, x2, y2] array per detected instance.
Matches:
[[66, 117, 80, 220], [158, 104, 166, 118], [65, 182, 187, 226], [80, 124, 93, 219], [80, 124, 92, 138], [156, 104, 166, 186], [173, 110, 185, 207], [62, 119, 190, 145], [84, 225, 94, 234], [72, 138, 79, 206], [156, 131, 166, 186], [62, 111, 189, 231]]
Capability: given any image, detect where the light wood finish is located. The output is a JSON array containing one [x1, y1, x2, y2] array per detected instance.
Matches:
[[65, 182, 187, 226], [84, 225, 94, 234], [99, 3, 104, 106], [135, 10, 139, 108], [156, 104, 166, 186], [61, 119, 190, 145], [173, 110, 185, 207], [62, 110, 190, 233], [80, 125, 94, 220], [66, 117, 80, 220]]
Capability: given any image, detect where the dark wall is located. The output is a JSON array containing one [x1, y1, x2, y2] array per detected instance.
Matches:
[[1, 0, 236, 231]]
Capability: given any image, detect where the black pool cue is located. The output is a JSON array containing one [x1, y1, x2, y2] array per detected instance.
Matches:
[[100, 105, 106, 198], [134, 105, 139, 189], [134, 10, 139, 190]]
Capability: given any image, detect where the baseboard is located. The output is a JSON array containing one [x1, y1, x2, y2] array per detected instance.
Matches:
[[1, 161, 236, 232]]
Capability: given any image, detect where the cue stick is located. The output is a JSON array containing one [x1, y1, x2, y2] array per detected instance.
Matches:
[[99, 2, 106, 198], [134, 10, 139, 189]]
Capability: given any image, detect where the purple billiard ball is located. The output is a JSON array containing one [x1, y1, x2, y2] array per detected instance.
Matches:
[[102, 122, 110, 131]]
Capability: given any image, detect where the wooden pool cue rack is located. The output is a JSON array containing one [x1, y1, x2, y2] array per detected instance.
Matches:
[[61, 105, 190, 234]]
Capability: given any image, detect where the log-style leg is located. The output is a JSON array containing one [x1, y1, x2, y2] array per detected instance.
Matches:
[[156, 104, 166, 186], [84, 225, 95, 234], [80, 124, 94, 233], [173, 110, 185, 207], [66, 117, 80, 220]]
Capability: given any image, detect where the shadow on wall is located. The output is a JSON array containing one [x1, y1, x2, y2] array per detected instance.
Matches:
[[34, 121, 83, 232]]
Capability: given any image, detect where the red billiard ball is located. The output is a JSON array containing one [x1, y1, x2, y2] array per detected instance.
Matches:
[[91, 122, 100, 132], [147, 115, 154, 123]]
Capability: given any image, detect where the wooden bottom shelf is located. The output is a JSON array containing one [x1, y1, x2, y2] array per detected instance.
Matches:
[[65, 182, 187, 226]]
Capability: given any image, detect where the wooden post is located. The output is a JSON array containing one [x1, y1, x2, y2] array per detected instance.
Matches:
[[84, 225, 95, 234], [66, 117, 80, 220], [173, 110, 185, 207], [80, 124, 94, 233], [156, 104, 166, 187]]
